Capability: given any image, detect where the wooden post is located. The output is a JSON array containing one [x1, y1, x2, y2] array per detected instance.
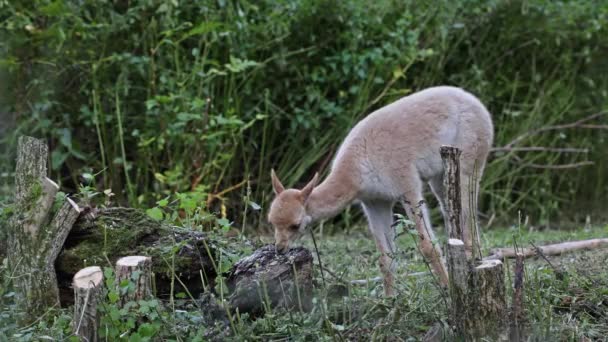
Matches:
[[6, 136, 81, 322], [115, 256, 152, 306], [73, 266, 103, 342], [440, 145, 463, 240]]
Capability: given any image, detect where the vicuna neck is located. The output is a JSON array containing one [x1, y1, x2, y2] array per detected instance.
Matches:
[[306, 171, 358, 222]]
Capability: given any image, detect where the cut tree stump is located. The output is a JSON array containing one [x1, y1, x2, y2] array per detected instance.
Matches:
[[226, 245, 313, 316], [116, 256, 153, 306], [447, 239, 468, 334], [442, 145, 507, 339], [6, 136, 82, 322], [73, 266, 103, 342], [467, 259, 507, 338]]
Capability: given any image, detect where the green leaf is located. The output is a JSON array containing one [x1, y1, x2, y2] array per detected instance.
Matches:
[[181, 21, 223, 41], [108, 291, 119, 304], [146, 207, 163, 221], [39, 0, 66, 16], [138, 323, 158, 337], [59, 128, 72, 148], [51, 150, 68, 170], [157, 197, 169, 207], [128, 333, 142, 342]]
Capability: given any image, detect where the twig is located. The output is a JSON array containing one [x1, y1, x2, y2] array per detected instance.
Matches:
[[530, 242, 565, 279], [491, 146, 588, 153], [502, 111, 608, 149], [510, 154, 594, 170], [309, 229, 327, 289]]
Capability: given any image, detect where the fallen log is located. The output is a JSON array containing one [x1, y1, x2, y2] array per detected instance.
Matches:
[[485, 238, 608, 260], [57, 207, 253, 306], [226, 245, 313, 316]]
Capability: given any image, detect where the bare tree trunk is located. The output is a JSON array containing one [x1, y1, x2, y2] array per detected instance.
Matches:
[[7, 136, 81, 322], [73, 266, 103, 342], [115, 256, 153, 306]]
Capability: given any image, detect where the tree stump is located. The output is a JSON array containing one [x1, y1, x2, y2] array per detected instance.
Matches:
[[73, 266, 103, 342], [6, 136, 81, 322], [226, 245, 313, 316], [467, 259, 507, 338], [442, 145, 507, 339], [116, 256, 153, 306], [447, 239, 468, 334]]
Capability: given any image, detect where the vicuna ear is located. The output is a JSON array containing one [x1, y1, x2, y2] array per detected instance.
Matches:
[[300, 172, 319, 202], [270, 169, 285, 195]]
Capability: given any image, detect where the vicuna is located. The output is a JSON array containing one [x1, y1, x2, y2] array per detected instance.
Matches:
[[268, 86, 493, 296]]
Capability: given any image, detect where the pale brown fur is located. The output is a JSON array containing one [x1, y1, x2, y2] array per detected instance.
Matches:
[[268, 86, 494, 296]]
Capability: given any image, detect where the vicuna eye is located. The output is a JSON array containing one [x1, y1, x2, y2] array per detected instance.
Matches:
[[289, 224, 299, 231]]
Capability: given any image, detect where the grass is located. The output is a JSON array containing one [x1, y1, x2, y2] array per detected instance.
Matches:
[[1, 220, 607, 341]]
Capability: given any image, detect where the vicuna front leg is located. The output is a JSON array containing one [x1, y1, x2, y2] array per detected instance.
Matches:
[[402, 198, 449, 286], [362, 200, 396, 296]]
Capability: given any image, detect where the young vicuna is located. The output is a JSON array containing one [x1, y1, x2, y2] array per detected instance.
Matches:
[[268, 86, 493, 296]]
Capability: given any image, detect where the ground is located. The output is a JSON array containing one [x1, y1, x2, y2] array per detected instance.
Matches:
[[1, 223, 607, 341]]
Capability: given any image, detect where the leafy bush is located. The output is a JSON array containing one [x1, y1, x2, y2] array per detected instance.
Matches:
[[1, 0, 607, 227]]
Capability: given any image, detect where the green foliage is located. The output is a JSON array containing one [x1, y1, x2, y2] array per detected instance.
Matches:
[[1, 0, 607, 226]]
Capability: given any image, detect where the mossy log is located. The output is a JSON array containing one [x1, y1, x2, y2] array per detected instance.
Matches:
[[57, 207, 249, 305], [226, 245, 313, 316]]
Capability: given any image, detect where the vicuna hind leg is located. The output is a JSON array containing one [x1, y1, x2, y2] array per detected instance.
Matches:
[[361, 200, 396, 296], [401, 191, 449, 286]]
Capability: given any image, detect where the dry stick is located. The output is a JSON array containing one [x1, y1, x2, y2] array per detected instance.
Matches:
[[491, 146, 589, 153], [489, 111, 608, 169], [309, 229, 327, 289], [511, 154, 594, 169], [501, 111, 608, 149], [485, 238, 608, 260], [511, 253, 525, 323]]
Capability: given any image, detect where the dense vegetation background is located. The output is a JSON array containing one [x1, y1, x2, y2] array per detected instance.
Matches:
[[1, 0, 607, 231]]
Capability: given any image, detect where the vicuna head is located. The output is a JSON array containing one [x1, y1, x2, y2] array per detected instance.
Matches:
[[268, 169, 319, 253]]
